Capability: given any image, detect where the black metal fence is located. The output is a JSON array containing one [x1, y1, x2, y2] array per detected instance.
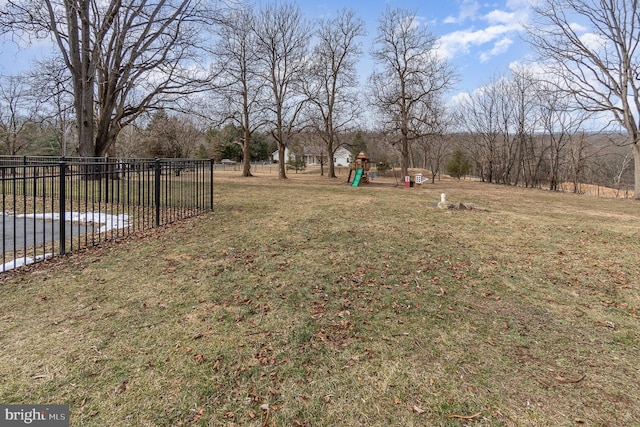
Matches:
[[1, 156, 214, 273]]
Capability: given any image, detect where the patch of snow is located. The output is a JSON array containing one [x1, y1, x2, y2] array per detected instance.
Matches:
[[2, 253, 54, 272], [2, 211, 130, 273], [14, 211, 131, 232]]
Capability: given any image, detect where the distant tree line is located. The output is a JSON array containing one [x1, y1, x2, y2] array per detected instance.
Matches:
[[0, 0, 638, 195]]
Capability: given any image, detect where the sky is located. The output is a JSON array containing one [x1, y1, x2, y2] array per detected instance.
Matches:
[[0, 0, 535, 100], [300, 0, 535, 97]]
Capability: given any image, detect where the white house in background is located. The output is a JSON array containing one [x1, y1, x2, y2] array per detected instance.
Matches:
[[272, 146, 352, 166]]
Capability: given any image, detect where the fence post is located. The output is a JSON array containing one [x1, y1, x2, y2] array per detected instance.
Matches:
[[209, 158, 214, 211], [105, 156, 109, 204], [59, 159, 67, 255], [155, 159, 161, 228]]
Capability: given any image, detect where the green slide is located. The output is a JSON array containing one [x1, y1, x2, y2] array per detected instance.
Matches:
[[351, 168, 363, 187]]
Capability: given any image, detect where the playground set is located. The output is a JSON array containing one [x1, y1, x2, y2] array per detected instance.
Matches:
[[348, 151, 426, 188], [347, 152, 371, 187]]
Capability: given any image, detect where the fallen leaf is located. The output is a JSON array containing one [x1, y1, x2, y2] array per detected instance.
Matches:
[[115, 381, 127, 394], [260, 403, 270, 411], [575, 418, 586, 424], [446, 412, 481, 419], [413, 405, 426, 414], [555, 374, 585, 384], [190, 408, 205, 423]]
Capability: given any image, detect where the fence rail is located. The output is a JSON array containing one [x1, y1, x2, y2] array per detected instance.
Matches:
[[1, 156, 214, 273]]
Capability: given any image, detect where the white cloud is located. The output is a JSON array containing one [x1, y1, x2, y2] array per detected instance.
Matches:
[[460, 0, 481, 21], [436, 0, 531, 62], [443, 15, 458, 24], [484, 10, 518, 25], [479, 38, 514, 62], [569, 22, 587, 33], [508, 59, 546, 76], [579, 32, 608, 52], [437, 24, 514, 60], [449, 90, 472, 107], [444, 0, 481, 24]]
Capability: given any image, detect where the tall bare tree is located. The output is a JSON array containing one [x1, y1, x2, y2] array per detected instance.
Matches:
[[527, 0, 640, 198], [506, 68, 540, 187], [306, 8, 365, 179], [369, 7, 455, 179], [254, 2, 310, 179], [213, 5, 266, 177], [1, 0, 216, 158]]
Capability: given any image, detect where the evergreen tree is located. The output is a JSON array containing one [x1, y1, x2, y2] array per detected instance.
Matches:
[[447, 148, 471, 180]]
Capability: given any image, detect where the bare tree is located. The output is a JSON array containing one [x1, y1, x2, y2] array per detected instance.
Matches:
[[114, 122, 144, 158], [254, 2, 311, 179], [536, 79, 591, 191], [306, 8, 365, 179], [457, 71, 544, 186], [369, 7, 455, 179], [527, 0, 640, 198], [27, 58, 76, 156], [142, 109, 203, 158], [414, 100, 452, 182], [1, 0, 217, 158], [213, 5, 266, 177], [0, 74, 42, 154], [456, 79, 503, 183], [612, 151, 633, 193], [506, 68, 541, 187]]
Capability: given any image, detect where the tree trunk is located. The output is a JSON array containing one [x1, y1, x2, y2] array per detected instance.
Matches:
[[242, 127, 252, 177], [632, 142, 640, 200], [327, 137, 336, 179], [278, 143, 287, 179], [78, 0, 95, 158]]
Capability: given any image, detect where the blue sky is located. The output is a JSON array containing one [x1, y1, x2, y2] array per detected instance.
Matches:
[[301, 0, 534, 97], [0, 0, 534, 99]]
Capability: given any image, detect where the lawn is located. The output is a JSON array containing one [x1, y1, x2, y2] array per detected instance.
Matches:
[[1, 168, 639, 426]]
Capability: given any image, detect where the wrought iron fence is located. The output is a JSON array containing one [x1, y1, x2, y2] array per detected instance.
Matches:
[[1, 156, 214, 273]]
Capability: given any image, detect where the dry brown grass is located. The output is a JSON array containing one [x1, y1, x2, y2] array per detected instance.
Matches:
[[1, 167, 639, 426]]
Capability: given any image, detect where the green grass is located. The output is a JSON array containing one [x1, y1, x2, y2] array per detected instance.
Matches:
[[1, 170, 639, 426]]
